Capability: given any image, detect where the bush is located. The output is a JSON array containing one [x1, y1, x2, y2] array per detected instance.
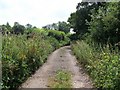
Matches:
[[89, 2, 120, 45], [48, 30, 65, 41], [2, 27, 70, 89], [1, 32, 63, 89], [72, 41, 120, 89], [48, 30, 70, 46]]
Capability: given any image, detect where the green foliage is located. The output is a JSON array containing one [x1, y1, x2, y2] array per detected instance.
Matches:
[[2, 30, 69, 89], [2, 34, 52, 89], [67, 2, 105, 39], [48, 30, 65, 40], [12, 22, 25, 34], [48, 30, 70, 46], [48, 70, 72, 88], [72, 41, 120, 89], [69, 1, 120, 90], [42, 21, 70, 34], [70, 2, 120, 89], [58, 21, 70, 34], [89, 2, 120, 45]]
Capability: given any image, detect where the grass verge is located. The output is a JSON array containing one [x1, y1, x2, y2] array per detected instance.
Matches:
[[48, 70, 72, 88]]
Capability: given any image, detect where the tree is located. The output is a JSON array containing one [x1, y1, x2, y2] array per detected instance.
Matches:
[[12, 22, 25, 34], [52, 23, 58, 30], [42, 21, 70, 34], [68, 1, 106, 39], [89, 2, 120, 45], [58, 21, 70, 34], [6, 22, 12, 32], [26, 23, 32, 29]]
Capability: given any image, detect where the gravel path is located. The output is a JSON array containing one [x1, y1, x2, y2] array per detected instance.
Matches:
[[20, 46, 93, 88]]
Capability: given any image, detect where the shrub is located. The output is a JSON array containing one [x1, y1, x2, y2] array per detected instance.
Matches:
[[72, 41, 120, 89], [2, 33, 58, 89], [2, 28, 70, 89], [48, 30, 65, 41], [48, 30, 70, 46]]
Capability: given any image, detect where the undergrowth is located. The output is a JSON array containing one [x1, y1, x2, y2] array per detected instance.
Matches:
[[48, 70, 72, 88], [72, 40, 120, 89], [2, 30, 69, 89]]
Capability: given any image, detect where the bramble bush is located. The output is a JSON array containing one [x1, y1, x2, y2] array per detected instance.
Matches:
[[72, 41, 120, 89]]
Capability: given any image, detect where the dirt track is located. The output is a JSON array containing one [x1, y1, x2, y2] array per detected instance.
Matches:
[[20, 46, 93, 88]]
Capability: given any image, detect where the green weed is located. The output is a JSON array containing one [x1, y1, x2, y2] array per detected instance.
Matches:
[[48, 70, 72, 88], [72, 41, 120, 89]]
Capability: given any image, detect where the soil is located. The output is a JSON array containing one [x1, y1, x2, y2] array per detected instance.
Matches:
[[20, 46, 93, 88]]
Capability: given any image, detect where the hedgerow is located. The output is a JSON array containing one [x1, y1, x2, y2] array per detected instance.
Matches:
[[72, 41, 120, 89], [2, 30, 69, 89]]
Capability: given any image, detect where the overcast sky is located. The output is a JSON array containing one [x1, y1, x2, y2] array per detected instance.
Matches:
[[0, 0, 81, 28]]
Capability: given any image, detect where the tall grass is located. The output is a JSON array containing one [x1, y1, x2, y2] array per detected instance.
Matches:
[[2, 31, 68, 89], [72, 41, 120, 89]]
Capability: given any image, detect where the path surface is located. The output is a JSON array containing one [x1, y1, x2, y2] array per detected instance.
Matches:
[[21, 46, 93, 88]]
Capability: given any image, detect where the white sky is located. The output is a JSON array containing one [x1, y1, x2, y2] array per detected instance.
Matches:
[[0, 0, 81, 28]]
